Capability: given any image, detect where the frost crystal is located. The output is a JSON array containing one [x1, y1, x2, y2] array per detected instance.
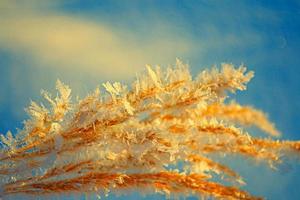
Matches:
[[0, 60, 299, 200]]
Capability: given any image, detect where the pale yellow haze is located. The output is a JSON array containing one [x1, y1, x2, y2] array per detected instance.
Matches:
[[0, 2, 193, 78]]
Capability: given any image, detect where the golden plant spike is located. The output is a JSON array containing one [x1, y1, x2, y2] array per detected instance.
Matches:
[[0, 60, 298, 200]]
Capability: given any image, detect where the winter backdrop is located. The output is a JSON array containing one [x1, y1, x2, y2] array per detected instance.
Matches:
[[0, 0, 299, 199]]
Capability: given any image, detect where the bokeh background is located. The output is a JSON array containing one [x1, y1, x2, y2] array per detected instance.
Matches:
[[0, 0, 300, 199]]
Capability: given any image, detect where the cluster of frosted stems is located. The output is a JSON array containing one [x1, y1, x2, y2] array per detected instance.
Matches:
[[0, 60, 299, 199]]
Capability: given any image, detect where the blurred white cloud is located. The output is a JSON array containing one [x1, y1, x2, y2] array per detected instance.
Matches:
[[0, 0, 193, 79]]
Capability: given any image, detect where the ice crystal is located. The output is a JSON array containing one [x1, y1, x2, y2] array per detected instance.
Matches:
[[0, 60, 299, 200]]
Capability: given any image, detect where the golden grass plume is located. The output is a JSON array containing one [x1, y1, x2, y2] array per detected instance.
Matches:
[[0, 59, 299, 199]]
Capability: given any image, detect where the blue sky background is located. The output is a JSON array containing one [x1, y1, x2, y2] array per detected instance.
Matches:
[[0, 0, 300, 199]]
